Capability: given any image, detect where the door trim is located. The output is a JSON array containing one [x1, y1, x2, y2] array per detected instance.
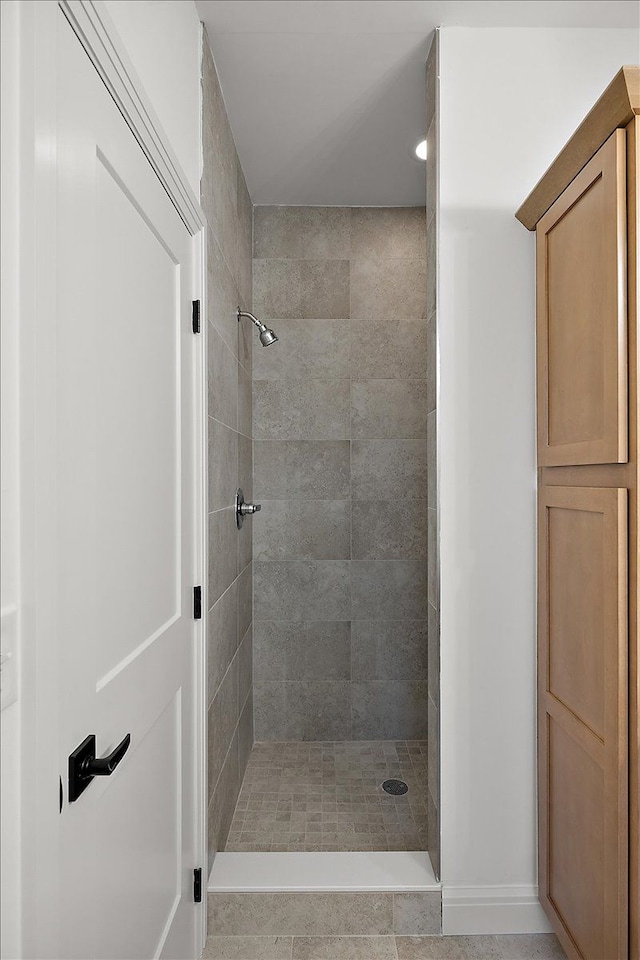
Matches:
[[59, 0, 205, 235]]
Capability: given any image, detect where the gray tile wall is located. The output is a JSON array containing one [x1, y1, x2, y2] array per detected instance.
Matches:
[[252, 206, 429, 742], [202, 35, 254, 868], [425, 34, 440, 880]]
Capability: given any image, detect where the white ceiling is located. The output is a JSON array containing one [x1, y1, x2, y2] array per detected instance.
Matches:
[[195, 1, 639, 206]]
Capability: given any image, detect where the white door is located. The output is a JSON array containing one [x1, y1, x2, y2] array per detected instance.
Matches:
[[54, 11, 202, 959]]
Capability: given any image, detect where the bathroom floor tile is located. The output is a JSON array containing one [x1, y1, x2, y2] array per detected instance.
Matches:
[[203, 937, 293, 959]]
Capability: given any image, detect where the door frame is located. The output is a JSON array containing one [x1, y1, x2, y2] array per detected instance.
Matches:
[[3, 2, 207, 956]]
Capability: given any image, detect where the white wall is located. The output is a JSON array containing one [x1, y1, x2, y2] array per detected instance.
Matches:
[[103, 0, 202, 196], [438, 27, 639, 933], [1, 5, 22, 956]]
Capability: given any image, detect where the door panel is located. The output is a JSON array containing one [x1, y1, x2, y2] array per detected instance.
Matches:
[[539, 485, 628, 959], [536, 130, 627, 466], [55, 11, 200, 959], [93, 150, 181, 681]]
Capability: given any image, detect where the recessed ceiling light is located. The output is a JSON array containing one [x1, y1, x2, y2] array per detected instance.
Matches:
[[414, 139, 427, 161]]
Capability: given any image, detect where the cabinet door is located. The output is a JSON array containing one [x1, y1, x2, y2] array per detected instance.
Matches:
[[536, 130, 627, 466], [538, 485, 628, 960]]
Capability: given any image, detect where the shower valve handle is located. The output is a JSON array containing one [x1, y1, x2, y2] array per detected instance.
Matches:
[[235, 488, 261, 528]]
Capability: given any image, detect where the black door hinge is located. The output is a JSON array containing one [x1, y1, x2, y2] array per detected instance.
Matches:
[[193, 867, 202, 903], [192, 299, 201, 334], [193, 586, 202, 620]]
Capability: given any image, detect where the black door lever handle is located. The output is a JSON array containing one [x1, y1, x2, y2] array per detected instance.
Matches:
[[81, 733, 131, 777], [68, 733, 131, 802]]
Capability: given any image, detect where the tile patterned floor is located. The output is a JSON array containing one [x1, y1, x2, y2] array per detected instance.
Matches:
[[224, 741, 429, 852], [202, 933, 567, 960]]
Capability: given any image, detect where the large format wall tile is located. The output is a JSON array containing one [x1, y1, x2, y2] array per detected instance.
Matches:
[[254, 380, 350, 440], [352, 681, 428, 740], [352, 500, 427, 561], [351, 380, 428, 439], [238, 433, 253, 499], [350, 260, 426, 320], [426, 227, 436, 319], [253, 259, 303, 319], [254, 260, 350, 320], [351, 621, 428, 681], [253, 319, 351, 381], [237, 562, 253, 643], [238, 691, 254, 775], [427, 695, 439, 805], [238, 625, 253, 709], [350, 319, 428, 380], [203, 34, 254, 859], [254, 621, 351, 681], [255, 206, 351, 260], [426, 118, 437, 229], [254, 561, 351, 621], [208, 417, 237, 512], [208, 229, 240, 352], [252, 206, 429, 743], [253, 681, 288, 740], [286, 681, 353, 740], [209, 729, 240, 867], [427, 411, 436, 508], [209, 326, 238, 430], [350, 208, 426, 261], [427, 602, 439, 708], [236, 166, 253, 310], [208, 653, 239, 796], [208, 508, 239, 606], [351, 562, 428, 621], [426, 314, 437, 413], [300, 261, 350, 319], [255, 500, 351, 560], [351, 440, 427, 501], [207, 580, 238, 701], [238, 362, 252, 439], [254, 440, 350, 500]]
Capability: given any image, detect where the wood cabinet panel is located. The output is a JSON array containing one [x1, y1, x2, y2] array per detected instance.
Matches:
[[536, 130, 627, 466], [547, 502, 605, 737], [539, 485, 628, 959]]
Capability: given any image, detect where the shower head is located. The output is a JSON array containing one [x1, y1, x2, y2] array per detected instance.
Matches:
[[259, 326, 278, 347], [237, 309, 279, 347]]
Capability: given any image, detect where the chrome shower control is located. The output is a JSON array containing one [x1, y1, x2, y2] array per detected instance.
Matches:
[[235, 488, 261, 529]]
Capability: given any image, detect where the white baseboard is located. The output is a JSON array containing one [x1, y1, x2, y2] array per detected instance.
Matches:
[[442, 885, 553, 935]]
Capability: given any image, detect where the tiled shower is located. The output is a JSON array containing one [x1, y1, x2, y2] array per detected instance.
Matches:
[[203, 34, 439, 870], [252, 204, 428, 743]]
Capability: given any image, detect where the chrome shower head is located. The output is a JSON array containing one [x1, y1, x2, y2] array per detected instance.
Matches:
[[259, 326, 278, 347], [237, 308, 279, 347]]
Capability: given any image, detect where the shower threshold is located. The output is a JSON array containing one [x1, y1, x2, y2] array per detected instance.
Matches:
[[208, 850, 439, 893]]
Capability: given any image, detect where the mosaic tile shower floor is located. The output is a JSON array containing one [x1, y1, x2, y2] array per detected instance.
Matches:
[[224, 741, 429, 852]]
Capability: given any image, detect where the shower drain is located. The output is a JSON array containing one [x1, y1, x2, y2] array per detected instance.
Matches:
[[382, 779, 408, 796]]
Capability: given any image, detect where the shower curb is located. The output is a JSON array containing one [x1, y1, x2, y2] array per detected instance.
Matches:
[[207, 890, 441, 938]]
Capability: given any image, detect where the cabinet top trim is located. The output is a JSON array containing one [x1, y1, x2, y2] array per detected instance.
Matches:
[[515, 66, 639, 231]]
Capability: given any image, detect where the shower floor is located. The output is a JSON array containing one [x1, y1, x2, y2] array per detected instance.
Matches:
[[224, 740, 428, 852]]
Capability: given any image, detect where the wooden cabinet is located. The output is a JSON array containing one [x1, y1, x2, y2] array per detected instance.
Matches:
[[539, 485, 628, 959], [517, 69, 640, 960], [536, 131, 627, 467]]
